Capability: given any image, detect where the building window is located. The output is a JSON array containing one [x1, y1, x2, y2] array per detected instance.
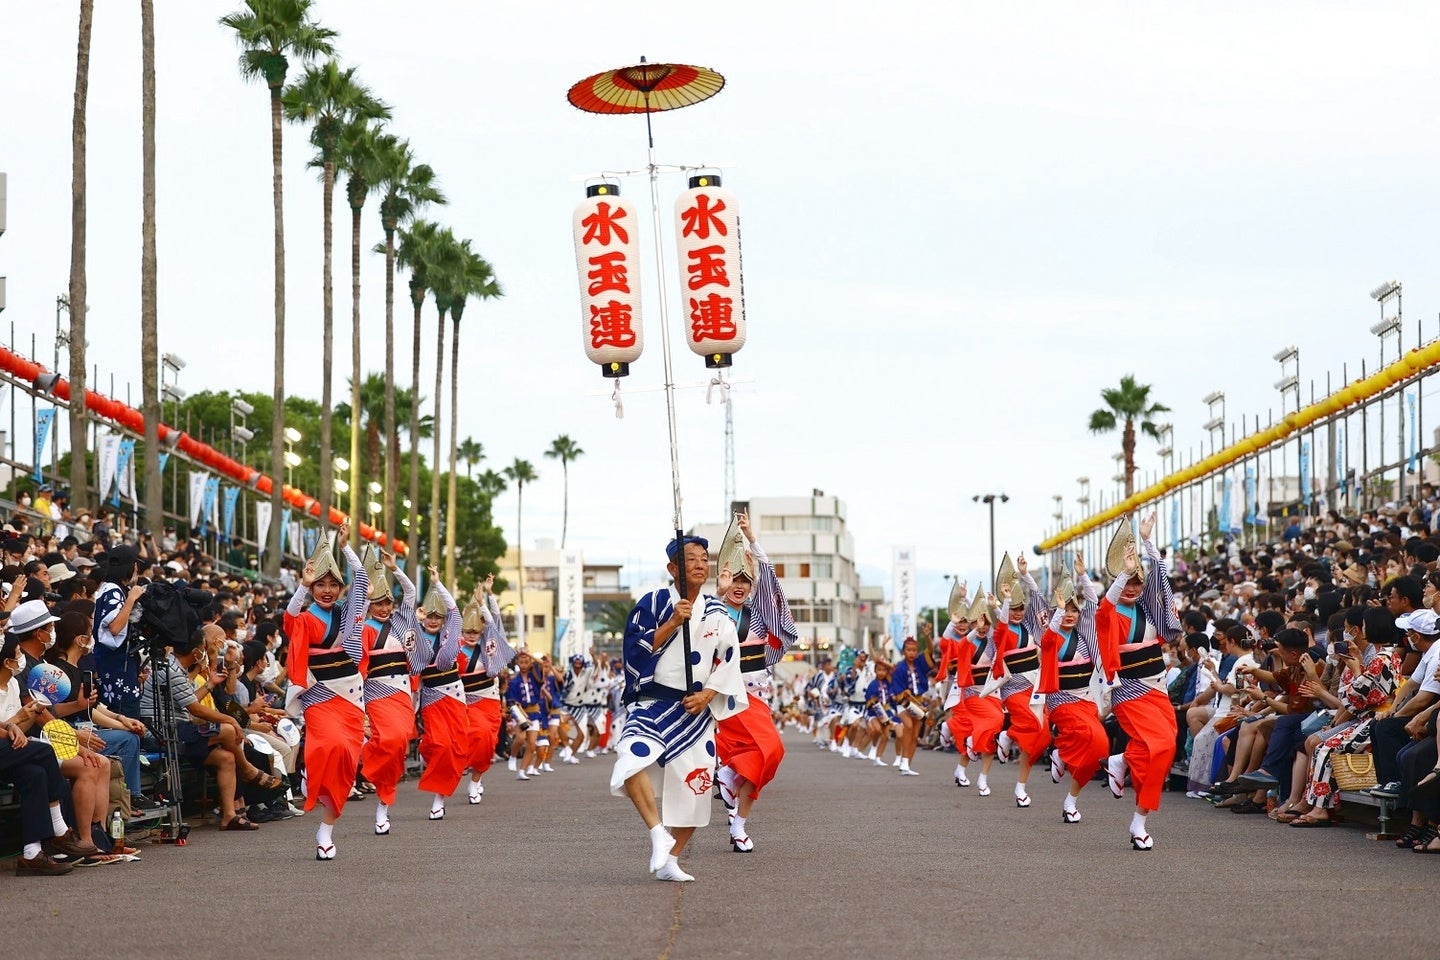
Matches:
[[813, 605, 832, 623], [760, 516, 783, 532], [533, 614, 547, 629], [811, 559, 833, 578], [799, 562, 811, 578], [812, 516, 833, 531], [773, 563, 786, 578]]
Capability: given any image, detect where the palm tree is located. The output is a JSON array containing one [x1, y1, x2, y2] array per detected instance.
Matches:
[[374, 141, 444, 545], [503, 458, 538, 645], [68, 0, 93, 508], [442, 243, 502, 583], [139, 0, 161, 530], [282, 61, 389, 528], [457, 438, 483, 479], [544, 435, 585, 550], [476, 468, 507, 501], [1088, 374, 1171, 498], [220, 0, 336, 576], [393, 218, 442, 575], [425, 229, 464, 569], [335, 119, 388, 539]]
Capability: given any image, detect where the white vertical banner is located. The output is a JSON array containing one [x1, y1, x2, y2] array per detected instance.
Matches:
[[1256, 456, 1270, 529], [557, 550, 584, 660], [255, 501, 272, 552], [288, 519, 303, 558], [188, 471, 208, 526], [97, 434, 120, 503], [891, 546, 917, 644], [119, 441, 137, 503]]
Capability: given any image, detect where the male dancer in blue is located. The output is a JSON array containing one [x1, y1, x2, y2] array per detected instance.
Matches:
[[610, 536, 747, 882]]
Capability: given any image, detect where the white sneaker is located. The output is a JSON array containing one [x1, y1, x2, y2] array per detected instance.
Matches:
[[542, 763, 556, 772], [507, 757, 517, 772], [516, 770, 530, 781], [873, 757, 888, 767], [564, 756, 580, 765], [655, 854, 694, 882]]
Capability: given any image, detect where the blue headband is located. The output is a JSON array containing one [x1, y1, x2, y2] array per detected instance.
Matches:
[[666, 535, 709, 560]]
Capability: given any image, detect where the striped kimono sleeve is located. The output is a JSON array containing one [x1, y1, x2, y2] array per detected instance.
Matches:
[[339, 547, 371, 664], [481, 593, 516, 674], [747, 541, 799, 667], [430, 582, 463, 670], [1140, 538, 1182, 642]]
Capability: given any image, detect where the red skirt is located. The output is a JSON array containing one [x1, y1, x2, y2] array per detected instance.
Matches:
[[1049, 700, 1108, 785], [1114, 690, 1178, 812], [946, 704, 973, 748], [1002, 690, 1051, 759], [962, 695, 1005, 754], [360, 692, 415, 805], [716, 697, 785, 799], [302, 696, 365, 816], [418, 696, 471, 797], [465, 698, 502, 777]]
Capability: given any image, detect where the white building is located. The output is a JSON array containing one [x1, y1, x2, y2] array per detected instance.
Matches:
[[693, 491, 861, 661]]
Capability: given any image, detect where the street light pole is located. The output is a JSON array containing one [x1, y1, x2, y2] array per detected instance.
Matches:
[[972, 493, 1009, 581]]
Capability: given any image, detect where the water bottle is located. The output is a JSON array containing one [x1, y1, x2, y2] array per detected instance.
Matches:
[[110, 809, 124, 844]]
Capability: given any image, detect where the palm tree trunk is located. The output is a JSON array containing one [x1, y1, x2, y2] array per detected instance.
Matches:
[[139, 0, 161, 529], [265, 81, 287, 577], [383, 226, 397, 548], [318, 158, 335, 526], [405, 293, 422, 576], [561, 459, 569, 549], [444, 316, 460, 583], [67, 0, 93, 506], [428, 306, 446, 566], [1122, 418, 1136, 498], [348, 200, 362, 542], [366, 420, 381, 482]]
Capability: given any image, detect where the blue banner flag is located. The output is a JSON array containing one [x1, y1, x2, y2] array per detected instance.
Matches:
[[113, 439, 136, 506], [1408, 392, 1419, 473], [222, 486, 241, 542], [33, 409, 55, 482], [1300, 442, 1312, 507]]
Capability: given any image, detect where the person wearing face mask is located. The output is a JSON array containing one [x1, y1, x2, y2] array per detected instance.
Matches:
[[711, 511, 798, 853], [1039, 554, 1107, 824], [44, 610, 154, 813], [283, 528, 369, 861]]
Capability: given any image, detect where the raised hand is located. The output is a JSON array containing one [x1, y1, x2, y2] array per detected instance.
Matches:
[[1139, 513, 1157, 541], [1073, 551, 1085, 578], [717, 562, 734, 596], [381, 551, 397, 571], [736, 509, 754, 543], [1017, 554, 1028, 576], [300, 560, 317, 588], [336, 524, 350, 552], [1123, 542, 1139, 577]]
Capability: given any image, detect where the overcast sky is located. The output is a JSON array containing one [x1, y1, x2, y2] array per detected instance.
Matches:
[[5, 1, 1440, 600]]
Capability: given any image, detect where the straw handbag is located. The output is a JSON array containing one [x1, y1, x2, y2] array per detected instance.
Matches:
[[1332, 752, 1378, 792]]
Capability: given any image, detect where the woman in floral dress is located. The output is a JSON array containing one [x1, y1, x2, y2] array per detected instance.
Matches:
[[1290, 607, 1400, 828]]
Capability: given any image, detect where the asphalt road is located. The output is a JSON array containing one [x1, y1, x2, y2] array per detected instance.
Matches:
[[4, 731, 1436, 959]]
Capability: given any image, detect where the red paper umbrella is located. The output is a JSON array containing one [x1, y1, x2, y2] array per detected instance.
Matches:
[[567, 58, 724, 116]]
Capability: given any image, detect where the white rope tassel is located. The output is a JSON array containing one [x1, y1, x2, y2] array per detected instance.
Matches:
[[706, 374, 731, 406], [611, 380, 625, 419]]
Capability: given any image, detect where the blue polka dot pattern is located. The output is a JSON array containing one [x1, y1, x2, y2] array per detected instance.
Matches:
[[725, 647, 734, 662], [692, 681, 703, 692], [705, 741, 715, 757], [630, 741, 651, 757], [727, 695, 736, 710], [690, 650, 702, 666]]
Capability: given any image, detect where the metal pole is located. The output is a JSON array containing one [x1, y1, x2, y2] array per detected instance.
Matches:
[[643, 107, 693, 689], [988, 498, 996, 585]]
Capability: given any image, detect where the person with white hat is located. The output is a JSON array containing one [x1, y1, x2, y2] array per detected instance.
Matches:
[[413, 569, 468, 822], [282, 527, 370, 861], [987, 553, 1053, 807], [458, 575, 514, 804]]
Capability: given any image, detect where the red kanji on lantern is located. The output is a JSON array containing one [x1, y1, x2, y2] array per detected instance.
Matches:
[[581, 201, 630, 246], [674, 175, 745, 367], [574, 183, 643, 377], [590, 301, 637, 348], [685, 245, 729, 290], [689, 293, 736, 342], [679, 194, 727, 240], [587, 251, 630, 295]]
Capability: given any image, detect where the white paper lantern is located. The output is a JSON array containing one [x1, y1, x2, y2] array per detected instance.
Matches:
[[674, 174, 745, 368], [574, 183, 643, 377]]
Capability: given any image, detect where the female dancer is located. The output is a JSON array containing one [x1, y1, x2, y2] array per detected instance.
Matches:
[[415, 571, 465, 820], [358, 551, 423, 835], [283, 528, 369, 860], [458, 575, 513, 805]]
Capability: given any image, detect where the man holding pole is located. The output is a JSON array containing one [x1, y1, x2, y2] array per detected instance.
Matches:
[[611, 535, 748, 881]]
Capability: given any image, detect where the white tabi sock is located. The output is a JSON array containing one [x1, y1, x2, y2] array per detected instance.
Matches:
[[954, 763, 965, 780], [1064, 793, 1078, 814], [867, 746, 877, 760], [977, 773, 988, 791], [648, 824, 675, 873], [730, 815, 747, 839], [50, 806, 68, 837], [316, 822, 334, 847], [1130, 811, 1147, 837], [431, 794, 446, 815], [375, 802, 389, 826], [1015, 780, 1028, 799]]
